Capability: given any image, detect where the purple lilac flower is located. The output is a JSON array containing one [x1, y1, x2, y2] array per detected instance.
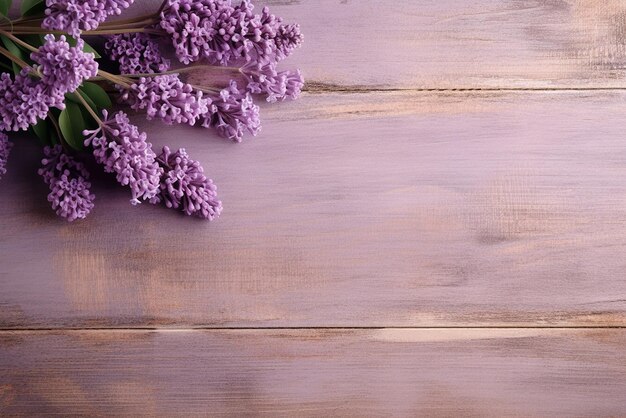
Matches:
[[273, 22, 303, 60], [119, 74, 209, 125], [83, 110, 163, 205], [0, 71, 65, 132], [38, 145, 95, 221], [43, 0, 135, 37], [155, 146, 222, 220], [104, 34, 171, 75], [31, 35, 99, 93], [199, 80, 260, 142], [159, 0, 243, 65], [159, 0, 303, 65], [0, 34, 98, 132], [246, 5, 303, 61], [0, 132, 12, 179], [242, 61, 303, 102]]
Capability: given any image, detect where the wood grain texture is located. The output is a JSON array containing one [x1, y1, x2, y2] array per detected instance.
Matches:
[[2, 91, 626, 328], [255, 0, 626, 89], [20, 0, 626, 90], [1, 329, 626, 416], [2, 0, 626, 415]]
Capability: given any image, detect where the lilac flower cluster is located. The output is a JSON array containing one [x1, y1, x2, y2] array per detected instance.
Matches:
[[0, 36, 97, 132], [104, 34, 171, 75], [0, 133, 12, 180], [0, 0, 304, 223], [242, 61, 303, 102], [31, 35, 99, 93], [43, 0, 135, 37], [38, 145, 95, 221], [159, 0, 303, 65], [83, 110, 163, 205], [119, 74, 208, 125], [200, 81, 260, 141], [0, 71, 64, 132], [155, 146, 222, 219]]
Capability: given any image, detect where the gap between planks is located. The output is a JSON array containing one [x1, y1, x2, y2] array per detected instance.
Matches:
[[303, 84, 626, 93], [1, 326, 625, 333]]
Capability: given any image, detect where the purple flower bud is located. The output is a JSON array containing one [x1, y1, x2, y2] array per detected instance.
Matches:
[[119, 74, 209, 125], [155, 146, 222, 220], [200, 80, 260, 142], [43, 0, 135, 37], [242, 61, 303, 102], [38, 145, 95, 221], [31, 35, 99, 93], [0, 132, 12, 179], [104, 33, 171, 75], [84, 110, 163, 205]]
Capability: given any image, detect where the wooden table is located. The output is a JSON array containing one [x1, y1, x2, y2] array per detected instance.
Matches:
[[2, 0, 626, 416]]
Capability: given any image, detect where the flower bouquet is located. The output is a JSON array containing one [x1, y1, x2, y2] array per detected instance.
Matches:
[[0, 0, 303, 221]]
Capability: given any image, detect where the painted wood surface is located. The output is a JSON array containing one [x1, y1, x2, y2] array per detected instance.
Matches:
[[233, 0, 626, 89], [1, 329, 626, 416], [2, 0, 626, 415], [2, 91, 626, 328]]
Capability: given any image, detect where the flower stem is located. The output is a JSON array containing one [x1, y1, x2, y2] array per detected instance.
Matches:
[[120, 64, 242, 78], [96, 69, 132, 88], [0, 29, 38, 52], [0, 27, 163, 35], [73, 92, 103, 127]]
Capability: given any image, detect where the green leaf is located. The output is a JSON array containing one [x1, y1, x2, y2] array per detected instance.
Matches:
[[58, 102, 87, 151], [31, 119, 50, 144], [0, 35, 24, 74], [82, 41, 101, 58], [0, 0, 12, 17], [80, 82, 112, 109], [79, 105, 99, 130], [20, 34, 43, 48], [66, 90, 97, 111], [20, 0, 44, 17], [63, 35, 101, 58]]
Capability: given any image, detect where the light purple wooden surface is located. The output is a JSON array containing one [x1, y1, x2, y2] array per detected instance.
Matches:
[[2, 0, 626, 415]]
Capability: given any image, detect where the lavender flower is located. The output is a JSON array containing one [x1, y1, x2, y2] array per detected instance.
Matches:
[[31, 35, 99, 93], [43, 0, 135, 37], [119, 74, 209, 125], [155, 146, 222, 220], [0, 71, 65, 132], [38, 145, 95, 221], [242, 61, 303, 102], [159, 0, 303, 65], [200, 80, 260, 141], [104, 34, 171, 75], [0, 133, 12, 179], [83, 110, 163, 204]]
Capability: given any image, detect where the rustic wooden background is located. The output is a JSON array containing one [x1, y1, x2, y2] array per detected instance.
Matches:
[[2, 0, 626, 416]]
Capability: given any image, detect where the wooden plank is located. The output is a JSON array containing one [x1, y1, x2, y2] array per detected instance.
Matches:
[[8, 0, 620, 89], [0, 328, 625, 416], [166, 0, 626, 89], [2, 90, 626, 328]]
